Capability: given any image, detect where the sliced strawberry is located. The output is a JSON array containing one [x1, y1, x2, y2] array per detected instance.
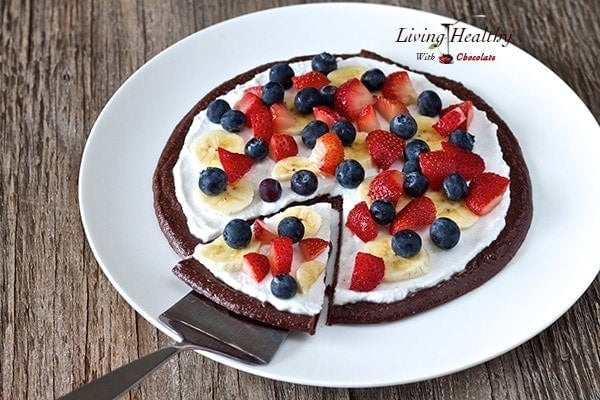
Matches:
[[365, 129, 405, 170], [374, 96, 409, 121], [242, 252, 270, 283], [418, 150, 456, 190], [269, 236, 294, 275], [217, 147, 254, 183], [234, 92, 262, 115], [292, 71, 330, 90], [433, 107, 467, 137], [247, 103, 274, 142], [269, 133, 298, 161], [299, 238, 330, 261], [310, 132, 344, 175], [349, 252, 385, 292], [345, 201, 378, 242], [465, 172, 510, 216], [389, 196, 436, 234], [357, 104, 380, 132], [441, 142, 485, 181], [252, 219, 277, 244], [381, 71, 417, 105], [334, 78, 375, 120], [368, 169, 404, 205], [270, 103, 296, 131], [245, 85, 264, 99], [313, 106, 344, 128], [440, 101, 473, 130]]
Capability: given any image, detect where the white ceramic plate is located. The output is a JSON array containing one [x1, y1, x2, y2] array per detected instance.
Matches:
[[79, 3, 600, 387]]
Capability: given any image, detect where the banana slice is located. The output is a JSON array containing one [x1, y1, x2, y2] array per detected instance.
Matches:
[[327, 66, 369, 87], [357, 176, 375, 204], [344, 131, 374, 168], [364, 234, 430, 282], [196, 178, 254, 214], [271, 206, 322, 237], [193, 236, 260, 272], [288, 112, 314, 135], [296, 260, 326, 294], [414, 116, 443, 151], [191, 130, 245, 167], [427, 191, 478, 228], [271, 156, 321, 180]]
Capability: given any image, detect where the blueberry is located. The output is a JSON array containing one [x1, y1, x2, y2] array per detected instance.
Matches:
[[403, 172, 429, 197], [301, 120, 329, 149], [259, 178, 282, 202], [330, 120, 356, 146], [290, 169, 318, 195], [198, 167, 228, 196], [320, 85, 337, 108], [361, 68, 386, 91], [269, 62, 294, 89], [370, 199, 396, 225], [223, 219, 252, 249], [220, 109, 246, 132], [417, 90, 442, 117], [402, 159, 421, 174], [430, 218, 460, 249], [391, 229, 422, 258], [390, 114, 418, 139], [244, 138, 268, 160], [277, 216, 305, 243], [311, 52, 337, 74], [271, 274, 297, 299], [449, 130, 475, 151], [261, 82, 285, 106], [442, 173, 468, 201], [404, 139, 430, 161], [294, 87, 323, 114], [335, 159, 365, 189], [206, 99, 230, 124]]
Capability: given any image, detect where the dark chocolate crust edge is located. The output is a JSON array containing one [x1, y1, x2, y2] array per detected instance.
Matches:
[[327, 50, 533, 324]]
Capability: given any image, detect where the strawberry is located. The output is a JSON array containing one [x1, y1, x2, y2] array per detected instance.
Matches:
[[357, 104, 380, 132], [465, 172, 510, 216], [252, 219, 277, 244], [217, 147, 254, 183], [292, 71, 330, 90], [365, 129, 405, 170], [349, 252, 385, 292], [313, 106, 344, 127], [247, 103, 274, 142], [381, 71, 417, 105], [374, 96, 409, 121], [299, 238, 330, 261], [269, 236, 294, 275], [432, 107, 466, 137], [389, 196, 436, 234], [270, 103, 296, 131], [440, 101, 473, 130], [245, 86, 264, 99], [441, 142, 485, 181], [310, 132, 344, 175], [242, 252, 270, 283], [418, 150, 456, 190], [334, 78, 375, 120], [269, 133, 298, 161], [234, 91, 262, 115], [368, 170, 404, 205], [345, 201, 378, 242]]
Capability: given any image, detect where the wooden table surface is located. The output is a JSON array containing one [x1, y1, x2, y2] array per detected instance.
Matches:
[[1, 0, 598, 399]]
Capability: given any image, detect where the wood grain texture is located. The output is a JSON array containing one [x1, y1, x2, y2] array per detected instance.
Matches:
[[0, 0, 598, 399]]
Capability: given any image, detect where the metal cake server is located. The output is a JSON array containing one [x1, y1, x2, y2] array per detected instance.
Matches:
[[58, 291, 288, 400]]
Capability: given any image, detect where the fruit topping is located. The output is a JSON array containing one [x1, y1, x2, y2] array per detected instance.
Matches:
[[418, 150, 456, 190], [252, 219, 277, 244], [346, 201, 378, 242], [441, 101, 474, 130], [330, 120, 357, 146], [277, 216, 305, 243], [432, 107, 466, 137], [220, 109, 246, 132], [275, 206, 322, 237], [390, 196, 436, 234], [244, 137, 269, 160], [335, 159, 365, 189], [442, 173, 468, 201], [365, 129, 405, 170], [234, 92, 261, 115], [217, 147, 254, 183], [269, 62, 294, 90], [429, 217, 461, 249], [374, 96, 409, 121], [319, 85, 337, 108], [294, 87, 323, 114], [370, 199, 396, 225], [448, 130, 475, 151], [310, 132, 344, 175], [402, 171, 429, 197], [465, 172, 510, 216], [349, 252, 385, 292], [269, 236, 294, 275], [391, 229, 422, 258], [288, 169, 317, 196], [271, 156, 320, 181], [258, 178, 282, 202], [301, 120, 329, 149], [382, 71, 417, 105], [299, 238, 330, 261], [261, 81, 285, 106], [191, 130, 244, 167], [269, 133, 298, 161], [197, 178, 254, 215], [441, 142, 485, 181], [247, 103, 274, 142], [403, 139, 430, 161], [271, 274, 297, 299], [390, 114, 418, 139], [357, 104, 380, 132], [361, 68, 386, 91], [402, 159, 421, 174], [207, 99, 231, 124], [198, 167, 228, 196], [417, 90, 442, 117], [311, 52, 337, 74], [269, 103, 296, 131], [296, 261, 325, 294], [242, 252, 270, 283], [427, 191, 478, 229], [365, 234, 430, 282], [368, 169, 404, 205], [313, 106, 344, 127], [292, 71, 330, 90], [334, 78, 375, 120], [223, 219, 252, 249]]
